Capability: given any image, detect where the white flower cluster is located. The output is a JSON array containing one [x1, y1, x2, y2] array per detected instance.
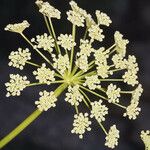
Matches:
[[123, 84, 143, 120], [35, 91, 57, 111], [71, 113, 91, 139], [95, 10, 112, 26], [90, 100, 108, 122], [114, 31, 129, 57], [94, 47, 109, 65], [4, 1, 144, 149], [70, 1, 87, 17], [31, 33, 54, 53], [33, 63, 55, 85], [67, 10, 85, 27], [5, 74, 30, 97], [123, 55, 139, 86], [65, 85, 83, 106], [97, 64, 112, 78], [140, 130, 150, 150], [112, 54, 126, 69], [94, 47, 112, 78], [124, 103, 141, 120], [4, 20, 30, 33], [52, 54, 70, 75], [76, 55, 89, 72], [77, 39, 94, 57], [8, 48, 31, 70], [69, 1, 95, 28], [83, 75, 101, 90], [88, 25, 104, 42], [105, 125, 120, 149], [106, 84, 121, 103], [36, 0, 61, 19], [131, 84, 143, 104], [57, 34, 76, 50]]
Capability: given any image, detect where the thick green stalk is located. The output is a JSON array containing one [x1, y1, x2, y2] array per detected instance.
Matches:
[[0, 83, 68, 149]]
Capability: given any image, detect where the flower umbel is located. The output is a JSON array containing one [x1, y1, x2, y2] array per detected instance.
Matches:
[[33, 63, 55, 85], [5, 74, 30, 97], [71, 113, 91, 139], [8, 48, 31, 70], [105, 125, 120, 149], [2, 0, 144, 149], [140, 130, 150, 150], [35, 91, 57, 111]]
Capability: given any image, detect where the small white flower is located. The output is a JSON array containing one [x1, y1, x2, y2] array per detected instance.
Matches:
[[53, 54, 70, 75], [131, 84, 143, 104], [95, 10, 112, 26], [71, 113, 91, 139], [5, 74, 30, 97], [76, 55, 89, 72], [38, 1, 61, 19], [33, 63, 55, 85], [31, 33, 54, 53], [65, 85, 83, 106], [83, 75, 101, 90], [69, 1, 95, 28], [140, 130, 150, 150], [69, 1, 87, 17], [105, 125, 120, 149], [106, 84, 121, 103], [67, 10, 85, 27], [123, 102, 141, 120], [94, 47, 109, 65], [114, 31, 129, 57], [126, 55, 139, 73], [97, 64, 112, 78], [88, 24, 104, 42], [8, 48, 31, 70], [77, 39, 94, 57], [122, 70, 138, 86], [112, 54, 126, 69], [122, 55, 139, 86], [85, 14, 96, 28], [35, 0, 43, 8], [90, 100, 108, 122], [57, 34, 76, 50], [35, 91, 57, 111], [5, 20, 30, 34]]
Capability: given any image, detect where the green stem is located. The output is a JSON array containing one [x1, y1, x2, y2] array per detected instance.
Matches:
[[79, 89, 91, 107], [120, 91, 133, 94], [70, 24, 76, 72], [26, 61, 41, 67], [98, 122, 108, 135], [78, 71, 96, 79], [74, 104, 79, 114], [0, 109, 42, 149], [83, 27, 88, 40], [43, 15, 52, 35], [100, 79, 124, 82], [27, 83, 46, 87], [107, 44, 116, 55], [48, 18, 61, 54], [27, 81, 64, 87], [0, 83, 68, 148], [79, 89, 91, 103], [110, 68, 125, 73]]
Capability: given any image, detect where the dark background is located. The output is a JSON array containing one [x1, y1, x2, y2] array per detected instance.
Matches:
[[0, 0, 150, 150]]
